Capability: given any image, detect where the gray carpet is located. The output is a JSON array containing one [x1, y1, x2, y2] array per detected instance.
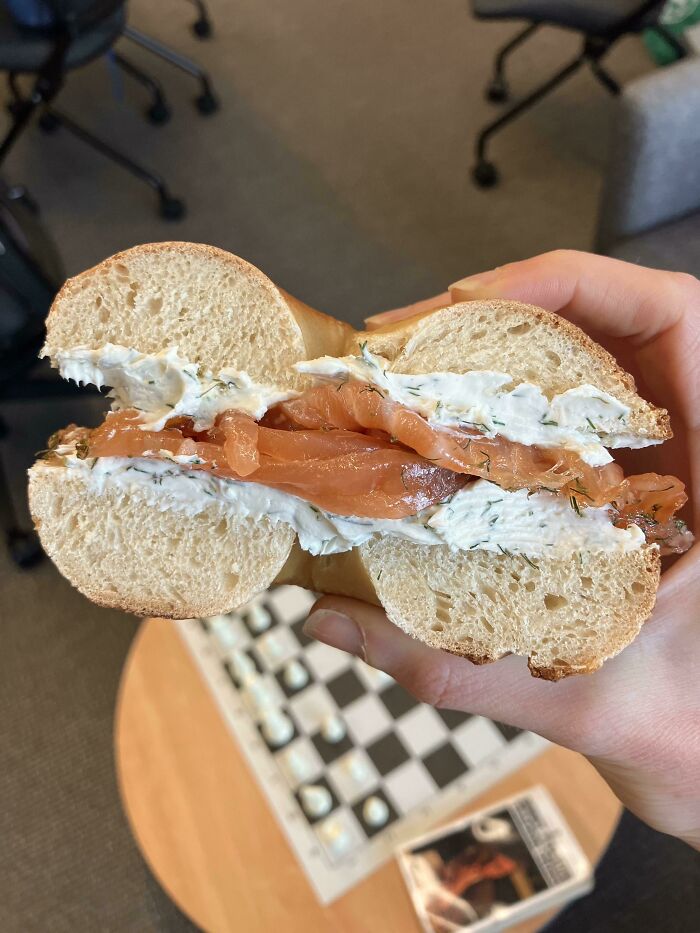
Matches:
[[1, 2, 655, 930]]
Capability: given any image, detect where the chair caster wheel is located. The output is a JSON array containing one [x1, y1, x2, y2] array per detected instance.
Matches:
[[38, 112, 60, 133], [147, 100, 171, 125], [8, 529, 44, 569], [195, 91, 219, 115], [472, 161, 499, 188], [192, 17, 212, 38], [485, 78, 509, 103], [159, 196, 186, 220]]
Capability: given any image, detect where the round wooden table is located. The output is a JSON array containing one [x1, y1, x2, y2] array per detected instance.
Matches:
[[115, 619, 620, 933]]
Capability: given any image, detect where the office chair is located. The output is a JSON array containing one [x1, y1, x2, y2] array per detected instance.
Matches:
[[470, 0, 686, 187], [0, 0, 219, 217], [0, 180, 87, 567]]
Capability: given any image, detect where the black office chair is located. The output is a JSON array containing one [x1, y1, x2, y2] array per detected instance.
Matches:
[[0, 0, 219, 217], [0, 180, 83, 567], [470, 0, 686, 187]]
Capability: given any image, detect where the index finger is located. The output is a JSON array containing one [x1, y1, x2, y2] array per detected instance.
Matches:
[[449, 250, 693, 347], [364, 291, 451, 330]]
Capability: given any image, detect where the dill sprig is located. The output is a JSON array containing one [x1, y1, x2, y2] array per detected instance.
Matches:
[[359, 384, 385, 398], [478, 450, 491, 473]]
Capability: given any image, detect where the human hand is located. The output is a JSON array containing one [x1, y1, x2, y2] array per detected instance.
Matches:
[[304, 251, 700, 848]]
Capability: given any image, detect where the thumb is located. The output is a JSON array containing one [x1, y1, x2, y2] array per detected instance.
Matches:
[[303, 596, 608, 754]]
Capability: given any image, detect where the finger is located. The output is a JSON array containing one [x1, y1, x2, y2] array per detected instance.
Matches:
[[449, 250, 692, 347], [303, 596, 612, 753], [364, 291, 452, 330], [451, 251, 700, 503]]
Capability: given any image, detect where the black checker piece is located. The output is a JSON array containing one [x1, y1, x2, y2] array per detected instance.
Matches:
[[379, 682, 420, 719], [366, 732, 410, 776], [326, 668, 365, 708], [353, 789, 398, 839], [422, 742, 468, 788]]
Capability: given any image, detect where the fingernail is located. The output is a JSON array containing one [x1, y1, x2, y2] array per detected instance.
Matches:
[[303, 609, 364, 657], [449, 269, 501, 299]]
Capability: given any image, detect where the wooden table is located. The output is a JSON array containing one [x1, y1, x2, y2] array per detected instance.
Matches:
[[115, 619, 621, 933]]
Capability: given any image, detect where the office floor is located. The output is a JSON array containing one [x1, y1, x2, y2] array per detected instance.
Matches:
[[2, 3, 696, 931]]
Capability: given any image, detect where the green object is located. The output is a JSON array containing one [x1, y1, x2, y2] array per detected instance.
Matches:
[[644, 0, 700, 64]]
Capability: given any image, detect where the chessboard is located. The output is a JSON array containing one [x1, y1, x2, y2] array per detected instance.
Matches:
[[177, 586, 549, 904]]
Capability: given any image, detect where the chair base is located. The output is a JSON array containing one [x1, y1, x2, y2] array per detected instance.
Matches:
[[123, 26, 221, 116], [472, 160, 500, 188], [113, 52, 172, 126], [42, 107, 187, 220], [472, 35, 622, 188], [187, 0, 213, 38], [485, 75, 509, 103]]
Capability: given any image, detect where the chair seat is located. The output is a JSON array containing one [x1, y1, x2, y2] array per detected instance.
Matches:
[[607, 212, 700, 278], [0, 6, 125, 74], [471, 0, 663, 36]]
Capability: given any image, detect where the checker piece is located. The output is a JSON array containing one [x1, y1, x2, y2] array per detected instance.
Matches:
[[282, 659, 309, 691], [299, 784, 333, 819], [362, 796, 389, 828], [260, 709, 294, 747], [320, 713, 346, 744]]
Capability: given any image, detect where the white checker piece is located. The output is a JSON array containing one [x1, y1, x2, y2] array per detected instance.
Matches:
[[304, 641, 352, 681], [254, 626, 298, 672], [177, 599, 549, 904], [342, 693, 393, 746], [287, 684, 336, 734], [266, 585, 317, 623], [327, 749, 379, 805], [240, 674, 285, 720], [315, 807, 365, 863], [276, 737, 324, 789], [354, 660, 394, 691], [452, 716, 507, 768], [207, 614, 250, 653], [383, 760, 436, 813], [395, 705, 449, 758]]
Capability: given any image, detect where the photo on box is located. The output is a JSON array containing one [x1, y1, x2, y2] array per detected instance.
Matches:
[[397, 786, 593, 933]]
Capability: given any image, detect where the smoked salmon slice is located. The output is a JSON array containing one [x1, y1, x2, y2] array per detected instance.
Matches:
[[88, 410, 467, 519], [85, 381, 692, 552]]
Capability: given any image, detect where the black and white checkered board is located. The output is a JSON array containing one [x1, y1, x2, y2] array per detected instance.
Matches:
[[177, 586, 548, 904]]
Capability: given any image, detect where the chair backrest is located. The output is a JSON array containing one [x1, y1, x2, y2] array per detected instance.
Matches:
[[0, 184, 64, 387], [595, 56, 700, 252]]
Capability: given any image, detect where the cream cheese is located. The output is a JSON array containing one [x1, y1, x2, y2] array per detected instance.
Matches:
[[296, 346, 644, 466], [52, 344, 297, 431], [427, 480, 644, 556], [51, 343, 655, 466], [49, 454, 643, 558]]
